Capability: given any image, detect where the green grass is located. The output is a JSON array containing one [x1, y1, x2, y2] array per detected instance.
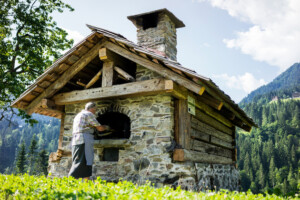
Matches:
[[0, 174, 297, 199]]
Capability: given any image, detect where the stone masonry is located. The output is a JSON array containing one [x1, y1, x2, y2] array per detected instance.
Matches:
[[48, 91, 239, 190], [136, 13, 178, 61]]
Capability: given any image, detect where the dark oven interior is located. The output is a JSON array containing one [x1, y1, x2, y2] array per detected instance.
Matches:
[[95, 112, 131, 139]]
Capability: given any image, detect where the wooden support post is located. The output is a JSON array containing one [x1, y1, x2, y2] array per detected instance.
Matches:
[[102, 62, 114, 87], [178, 99, 191, 149], [58, 112, 65, 150]]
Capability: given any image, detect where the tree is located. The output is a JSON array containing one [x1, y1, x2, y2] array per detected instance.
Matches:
[[27, 135, 38, 174], [0, 0, 74, 124], [269, 157, 276, 187], [15, 141, 26, 174], [36, 149, 48, 175]]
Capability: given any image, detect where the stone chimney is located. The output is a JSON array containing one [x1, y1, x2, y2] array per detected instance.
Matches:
[[128, 9, 185, 61]]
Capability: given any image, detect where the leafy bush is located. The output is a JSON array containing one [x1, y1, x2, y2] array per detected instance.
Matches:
[[0, 174, 296, 199]]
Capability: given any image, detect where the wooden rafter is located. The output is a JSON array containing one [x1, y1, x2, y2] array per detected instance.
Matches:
[[25, 42, 105, 114], [104, 42, 205, 96]]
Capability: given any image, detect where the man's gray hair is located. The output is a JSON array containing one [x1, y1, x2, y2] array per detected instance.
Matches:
[[85, 102, 97, 110]]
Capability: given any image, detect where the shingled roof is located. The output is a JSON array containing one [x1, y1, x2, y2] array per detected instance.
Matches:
[[11, 24, 256, 131]]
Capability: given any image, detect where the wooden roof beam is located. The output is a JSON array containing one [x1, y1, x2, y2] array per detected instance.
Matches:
[[25, 42, 105, 114], [104, 41, 205, 96], [53, 79, 173, 105]]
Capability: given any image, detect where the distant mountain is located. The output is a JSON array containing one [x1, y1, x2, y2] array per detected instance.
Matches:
[[240, 63, 300, 105]]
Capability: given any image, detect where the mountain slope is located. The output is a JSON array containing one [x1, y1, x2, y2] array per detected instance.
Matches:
[[236, 63, 299, 195], [240, 63, 300, 104]]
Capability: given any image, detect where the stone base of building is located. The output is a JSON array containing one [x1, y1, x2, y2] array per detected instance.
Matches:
[[48, 158, 239, 191]]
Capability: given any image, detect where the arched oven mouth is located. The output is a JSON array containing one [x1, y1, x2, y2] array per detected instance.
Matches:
[[95, 111, 131, 140]]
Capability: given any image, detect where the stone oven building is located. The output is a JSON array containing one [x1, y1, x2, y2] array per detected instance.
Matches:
[[12, 9, 256, 190]]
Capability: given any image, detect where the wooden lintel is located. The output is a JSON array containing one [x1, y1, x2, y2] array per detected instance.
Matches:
[[25, 42, 105, 114], [114, 66, 135, 82], [54, 79, 172, 105], [173, 149, 233, 164], [104, 42, 205, 96]]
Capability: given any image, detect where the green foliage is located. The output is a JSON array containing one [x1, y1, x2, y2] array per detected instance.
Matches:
[[0, 0, 73, 122], [0, 115, 60, 173], [15, 141, 26, 174], [237, 64, 300, 196], [0, 174, 295, 200]]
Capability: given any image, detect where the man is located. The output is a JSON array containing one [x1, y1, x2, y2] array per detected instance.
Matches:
[[68, 102, 109, 180]]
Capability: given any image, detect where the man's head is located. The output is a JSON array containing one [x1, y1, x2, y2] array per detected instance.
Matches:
[[85, 102, 97, 114]]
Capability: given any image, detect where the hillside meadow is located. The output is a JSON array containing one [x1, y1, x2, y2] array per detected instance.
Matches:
[[0, 174, 297, 199]]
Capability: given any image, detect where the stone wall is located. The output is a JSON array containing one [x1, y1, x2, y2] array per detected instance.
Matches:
[[48, 94, 239, 191]]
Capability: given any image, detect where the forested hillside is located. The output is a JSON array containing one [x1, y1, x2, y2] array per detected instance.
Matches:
[[0, 114, 60, 173], [237, 63, 300, 195], [240, 63, 300, 104]]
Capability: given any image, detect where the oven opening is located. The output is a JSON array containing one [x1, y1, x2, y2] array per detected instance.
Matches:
[[96, 112, 131, 139]]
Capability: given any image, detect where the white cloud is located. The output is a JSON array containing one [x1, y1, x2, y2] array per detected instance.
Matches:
[[199, 0, 300, 71], [213, 72, 266, 94], [64, 28, 85, 46]]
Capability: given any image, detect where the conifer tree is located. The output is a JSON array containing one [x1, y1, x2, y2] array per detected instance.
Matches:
[[27, 135, 38, 175], [36, 149, 48, 176], [269, 157, 276, 187], [15, 141, 26, 174]]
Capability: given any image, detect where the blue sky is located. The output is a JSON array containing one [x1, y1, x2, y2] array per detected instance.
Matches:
[[52, 0, 300, 103]]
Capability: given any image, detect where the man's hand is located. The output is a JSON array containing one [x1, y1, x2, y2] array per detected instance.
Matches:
[[95, 125, 110, 132]]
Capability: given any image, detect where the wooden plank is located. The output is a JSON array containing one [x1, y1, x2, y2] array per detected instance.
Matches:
[[39, 80, 52, 88], [56, 63, 71, 74], [54, 79, 171, 105], [76, 45, 89, 56], [33, 85, 44, 93], [104, 41, 205, 95], [114, 66, 135, 82], [192, 139, 233, 158], [25, 42, 105, 114], [191, 117, 232, 142], [191, 128, 210, 142], [193, 77, 254, 129], [34, 107, 63, 119], [67, 55, 80, 65], [173, 149, 233, 164], [85, 68, 102, 89], [210, 136, 233, 149], [58, 112, 65, 150], [102, 62, 114, 87], [194, 108, 233, 135], [84, 41, 94, 48]]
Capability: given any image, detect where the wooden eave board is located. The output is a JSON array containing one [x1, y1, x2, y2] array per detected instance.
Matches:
[[11, 32, 101, 108]]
